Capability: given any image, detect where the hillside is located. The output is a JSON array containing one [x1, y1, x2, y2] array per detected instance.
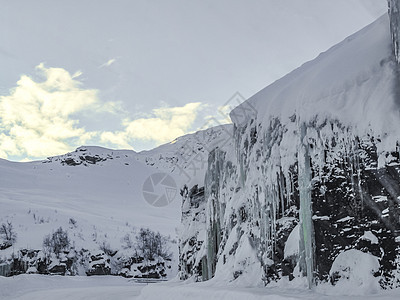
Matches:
[[0, 125, 232, 278]]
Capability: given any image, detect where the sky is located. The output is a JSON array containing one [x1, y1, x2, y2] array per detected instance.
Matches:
[[0, 0, 388, 161]]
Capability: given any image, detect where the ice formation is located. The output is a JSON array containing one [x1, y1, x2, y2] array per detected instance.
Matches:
[[179, 11, 400, 289], [389, 0, 400, 63]]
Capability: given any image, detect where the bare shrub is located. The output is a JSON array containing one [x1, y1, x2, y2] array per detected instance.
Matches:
[[0, 221, 17, 245], [43, 227, 70, 258], [136, 228, 172, 261]]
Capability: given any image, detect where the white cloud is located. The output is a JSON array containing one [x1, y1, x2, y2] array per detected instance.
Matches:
[[100, 131, 131, 149], [94, 100, 125, 115], [99, 58, 116, 68], [0, 64, 206, 160], [217, 105, 233, 123], [100, 102, 204, 148], [126, 102, 203, 142], [0, 63, 98, 159]]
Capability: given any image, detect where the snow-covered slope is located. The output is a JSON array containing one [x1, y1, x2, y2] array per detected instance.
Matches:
[[137, 124, 233, 187], [0, 125, 232, 277], [0, 147, 174, 247], [2, 5, 400, 297], [232, 14, 399, 147]]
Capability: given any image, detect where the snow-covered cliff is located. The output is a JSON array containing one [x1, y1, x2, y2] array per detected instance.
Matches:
[[179, 13, 400, 290]]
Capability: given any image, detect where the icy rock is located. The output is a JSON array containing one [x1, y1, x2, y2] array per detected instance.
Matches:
[[179, 13, 400, 289], [87, 251, 111, 276], [178, 184, 207, 281]]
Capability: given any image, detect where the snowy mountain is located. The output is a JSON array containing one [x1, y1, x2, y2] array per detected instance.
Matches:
[[2, 3, 400, 299], [178, 11, 400, 292], [0, 125, 232, 278]]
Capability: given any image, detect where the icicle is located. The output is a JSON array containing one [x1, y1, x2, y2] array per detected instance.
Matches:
[[298, 122, 315, 289], [285, 172, 291, 209], [271, 186, 277, 255], [356, 152, 364, 213], [278, 171, 285, 217], [265, 202, 271, 257], [388, 0, 400, 63]]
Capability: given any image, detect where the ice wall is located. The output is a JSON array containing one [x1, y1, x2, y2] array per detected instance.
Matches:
[[179, 13, 400, 289], [185, 117, 400, 288]]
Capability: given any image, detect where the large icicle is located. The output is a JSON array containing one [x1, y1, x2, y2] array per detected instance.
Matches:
[[388, 0, 400, 63], [298, 123, 315, 289]]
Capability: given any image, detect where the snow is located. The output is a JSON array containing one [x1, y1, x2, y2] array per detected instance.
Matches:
[[373, 196, 388, 203], [1, 6, 400, 299], [0, 275, 140, 300], [184, 11, 400, 291], [231, 14, 400, 148], [311, 216, 329, 221], [336, 216, 354, 223], [329, 249, 380, 294], [284, 225, 300, 259], [360, 231, 378, 244], [0, 125, 231, 278], [0, 149, 179, 251], [140, 281, 400, 300], [229, 234, 263, 286], [2, 275, 400, 300]]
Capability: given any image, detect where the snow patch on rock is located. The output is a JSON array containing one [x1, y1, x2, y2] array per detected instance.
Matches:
[[329, 249, 380, 294]]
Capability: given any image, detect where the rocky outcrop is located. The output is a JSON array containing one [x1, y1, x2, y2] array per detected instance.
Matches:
[[0, 249, 75, 276], [178, 184, 207, 281], [86, 250, 111, 276], [0, 247, 171, 279], [114, 251, 171, 279], [44, 147, 117, 166]]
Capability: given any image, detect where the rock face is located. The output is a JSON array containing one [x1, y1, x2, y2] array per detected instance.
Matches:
[[179, 111, 400, 289], [0, 249, 75, 276], [114, 252, 170, 279], [178, 13, 400, 289], [0, 247, 171, 279], [86, 251, 111, 276], [178, 184, 207, 281], [45, 147, 117, 166]]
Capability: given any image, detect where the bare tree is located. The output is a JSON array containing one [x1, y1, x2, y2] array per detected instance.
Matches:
[[99, 240, 117, 256], [0, 221, 17, 245], [135, 228, 172, 261], [43, 227, 70, 258]]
